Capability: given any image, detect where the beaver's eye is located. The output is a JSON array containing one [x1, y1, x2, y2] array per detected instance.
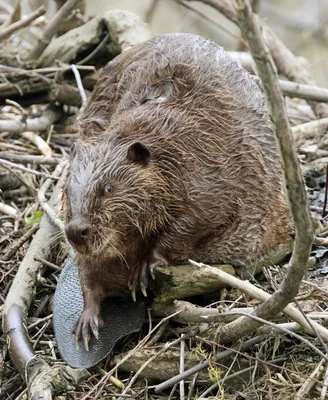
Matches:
[[104, 184, 113, 195]]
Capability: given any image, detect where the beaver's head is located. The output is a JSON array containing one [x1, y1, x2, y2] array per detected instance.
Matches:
[[62, 136, 173, 263]]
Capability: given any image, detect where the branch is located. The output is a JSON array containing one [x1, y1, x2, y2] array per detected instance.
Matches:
[[2, 164, 88, 398], [150, 264, 235, 303], [252, 75, 328, 103], [189, 262, 328, 341], [0, 106, 63, 133], [191, 0, 328, 118], [38, 161, 67, 230], [0, 152, 60, 165], [26, 0, 80, 61], [38, 9, 151, 67], [211, 0, 313, 343], [0, 5, 46, 42], [152, 334, 266, 393], [292, 118, 328, 141]]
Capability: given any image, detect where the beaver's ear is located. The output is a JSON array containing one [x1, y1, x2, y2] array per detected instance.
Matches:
[[127, 142, 151, 166]]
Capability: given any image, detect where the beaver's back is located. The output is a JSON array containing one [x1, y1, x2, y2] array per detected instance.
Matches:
[[80, 33, 269, 142]]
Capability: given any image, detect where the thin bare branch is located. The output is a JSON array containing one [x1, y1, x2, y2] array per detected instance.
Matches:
[[0, 5, 46, 42], [209, 0, 313, 343], [26, 0, 79, 61]]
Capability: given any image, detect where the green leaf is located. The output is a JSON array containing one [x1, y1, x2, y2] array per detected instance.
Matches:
[[25, 210, 43, 227]]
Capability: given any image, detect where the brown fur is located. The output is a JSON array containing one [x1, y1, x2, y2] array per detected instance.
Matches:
[[62, 33, 292, 319]]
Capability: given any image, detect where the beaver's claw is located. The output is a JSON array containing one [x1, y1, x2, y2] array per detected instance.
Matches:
[[72, 308, 103, 351], [128, 249, 168, 301]]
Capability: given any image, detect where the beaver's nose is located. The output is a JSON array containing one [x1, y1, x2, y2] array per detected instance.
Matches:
[[65, 220, 89, 246]]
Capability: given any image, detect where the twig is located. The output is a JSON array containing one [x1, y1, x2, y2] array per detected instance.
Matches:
[[27, 0, 80, 61], [189, 261, 328, 342], [0, 5, 46, 41], [20, 131, 53, 157], [321, 363, 328, 400], [0, 152, 60, 165], [71, 64, 87, 108], [296, 358, 325, 399], [294, 299, 328, 354], [187, 373, 199, 400], [253, 76, 328, 103], [180, 334, 185, 400], [33, 256, 61, 272], [0, 202, 18, 216], [323, 164, 328, 217], [32, 65, 95, 74], [153, 335, 267, 393], [5, 99, 28, 118], [37, 161, 68, 231], [303, 281, 328, 297], [0, 106, 63, 134], [76, 33, 109, 66], [199, 366, 255, 398], [151, 300, 242, 324], [176, 0, 244, 43], [80, 312, 182, 400], [121, 337, 185, 396], [145, 0, 160, 23], [211, 0, 313, 344], [227, 311, 328, 361], [0, 158, 56, 179], [291, 118, 328, 141], [2, 224, 40, 262]]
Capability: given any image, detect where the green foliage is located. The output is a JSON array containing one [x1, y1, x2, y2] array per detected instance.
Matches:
[[25, 210, 43, 227]]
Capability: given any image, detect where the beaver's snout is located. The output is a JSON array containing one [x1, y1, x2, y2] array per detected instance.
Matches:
[[65, 220, 90, 248]]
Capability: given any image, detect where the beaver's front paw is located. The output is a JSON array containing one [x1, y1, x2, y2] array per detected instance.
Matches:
[[128, 249, 168, 301], [72, 307, 103, 351]]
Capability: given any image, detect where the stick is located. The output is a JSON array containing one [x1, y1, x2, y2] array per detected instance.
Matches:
[[0, 152, 60, 165], [71, 64, 87, 108], [296, 358, 325, 399], [2, 224, 40, 262], [192, 0, 328, 118], [180, 334, 186, 400], [226, 312, 328, 362], [0, 202, 18, 216], [20, 131, 53, 157], [321, 363, 328, 400], [38, 161, 68, 231], [0, 158, 56, 179], [211, 0, 313, 344], [291, 118, 328, 141], [27, 0, 79, 61], [190, 262, 328, 342], [0, 106, 63, 134], [153, 335, 267, 392], [176, 0, 243, 42], [0, 5, 46, 42], [252, 75, 328, 104]]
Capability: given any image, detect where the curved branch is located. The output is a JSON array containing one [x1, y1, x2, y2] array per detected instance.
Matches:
[[214, 0, 313, 343], [2, 164, 88, 398]]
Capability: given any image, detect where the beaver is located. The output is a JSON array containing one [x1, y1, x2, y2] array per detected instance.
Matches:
[[62, 33, 292, 349]]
